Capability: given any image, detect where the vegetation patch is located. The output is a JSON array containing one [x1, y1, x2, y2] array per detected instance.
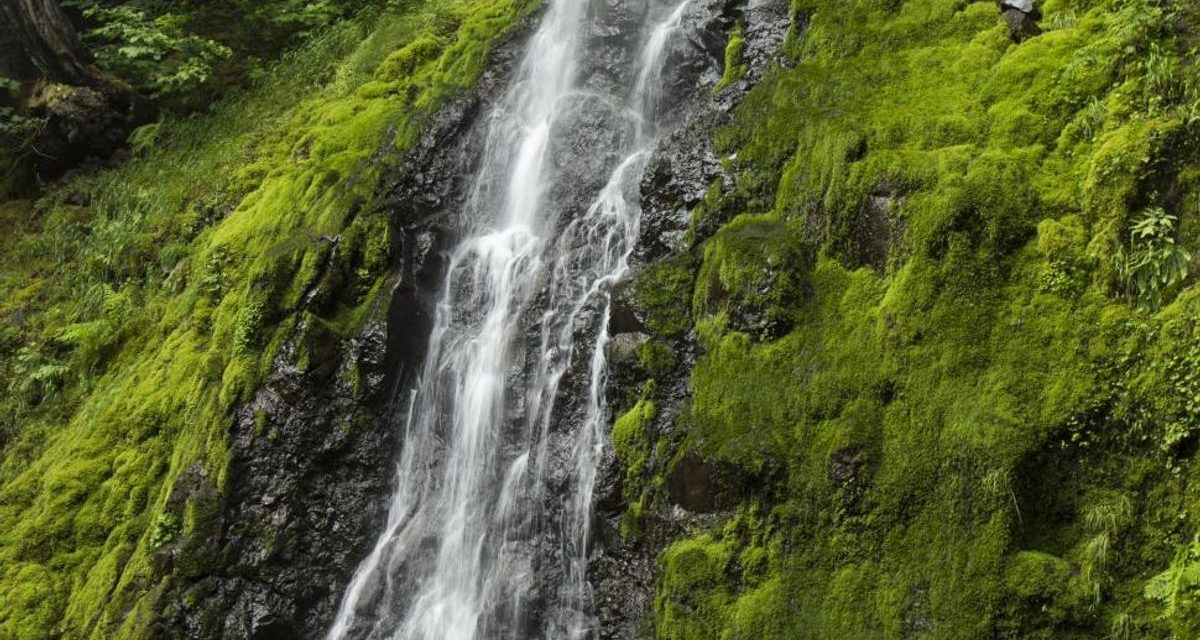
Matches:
[[644, 0, 1200, 637], [0, 0, 534, 636]]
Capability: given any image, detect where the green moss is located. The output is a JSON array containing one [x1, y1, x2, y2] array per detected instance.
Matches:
[[693, 213, 811, 337], [613, 394, 657, 476], [612, 387, 658, 537], [1001, 551, 1087, 635], [646, 0, 1200, 637], [655, 534, 734, 640], [715, 24, 747, 92], [635, 253, 695, 339], [0, 0, 535, 637], [635, 339, 676, 376]]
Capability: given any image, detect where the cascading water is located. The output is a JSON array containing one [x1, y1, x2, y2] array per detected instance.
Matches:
[[327, 1, 690, 638]]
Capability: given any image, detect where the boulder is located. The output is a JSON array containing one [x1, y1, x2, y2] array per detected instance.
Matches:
[[1003, 8, 1042, 42], [999, 0, 1035, 13], [21, 80, 134, 174], [606, 331, 650, 368]]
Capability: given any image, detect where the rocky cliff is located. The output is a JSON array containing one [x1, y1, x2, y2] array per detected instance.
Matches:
[[4, 0, 1200, 638]]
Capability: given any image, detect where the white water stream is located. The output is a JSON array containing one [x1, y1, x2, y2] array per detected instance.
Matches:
[[327, 1, 689, 638]]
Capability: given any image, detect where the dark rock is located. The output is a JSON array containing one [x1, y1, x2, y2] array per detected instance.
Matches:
[[582, 0, 649, 94], [863, 195, 895, 271], [545, 93, 635, 218], [606, 331, 650, 367], [637, 0, 797, 263], [902, 584, 934, 638], [741, 0, 796, 78], [594, 446, 626, 518], [827, 446, 867, 515], [666, 450, 716, 512], [638, 110, 729, 262], [1003, 8, 1042, 42], [608, 291, 646, 335], [590, 3, 795, 639], [840, 184, 902, 273]]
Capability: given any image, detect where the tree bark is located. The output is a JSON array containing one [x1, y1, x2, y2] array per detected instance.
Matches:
[[0, 0, 92, 84], [0, 0, 135, 184]]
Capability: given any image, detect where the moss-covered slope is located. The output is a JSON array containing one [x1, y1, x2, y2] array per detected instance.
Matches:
[[618, 0, 1200, 637], [0, 1, 533, 637]]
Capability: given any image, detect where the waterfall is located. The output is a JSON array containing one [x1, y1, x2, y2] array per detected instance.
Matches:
[[326, 1, 690, 638]]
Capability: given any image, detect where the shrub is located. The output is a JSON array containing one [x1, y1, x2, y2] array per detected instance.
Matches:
[[77, 4, 233, 104]]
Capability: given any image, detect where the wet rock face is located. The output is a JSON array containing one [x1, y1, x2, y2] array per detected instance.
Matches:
[[546, 93, 636, 217], [589, 0, 794, 638], [999, 0, 1035, 15], [828, 446, 868, 515], [636, 0, 793, 263], [159, 14, 540, 640], [666, 451, 716, 512], [998, 0, 1041, 42], [180, 326, 395, 639], [584, 0, 650, 94]]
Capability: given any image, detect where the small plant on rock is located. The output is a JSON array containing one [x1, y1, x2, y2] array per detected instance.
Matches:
[[1113, 207, 1191, 309]]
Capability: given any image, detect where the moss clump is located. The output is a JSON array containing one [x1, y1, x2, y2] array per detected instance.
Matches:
[[1000, 551, 1088, 636], [655, 534, 734, 640], [693, 213, 812, 338], [612, 387, 657, 537], [613, 394, 657, 484], [635, 253, 696, 339], [715, 23, 747, 91], [635, 338, 677, 376]]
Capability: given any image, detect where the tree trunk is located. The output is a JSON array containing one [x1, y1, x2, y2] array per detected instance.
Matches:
[[0, 0, 135, 186], [0, 0, 92, 84]]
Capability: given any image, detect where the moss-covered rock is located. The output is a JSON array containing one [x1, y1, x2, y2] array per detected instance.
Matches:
[[636, 0, 1200, 638]]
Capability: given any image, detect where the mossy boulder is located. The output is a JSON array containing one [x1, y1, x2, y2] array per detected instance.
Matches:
[[694, 214, 813, 340]]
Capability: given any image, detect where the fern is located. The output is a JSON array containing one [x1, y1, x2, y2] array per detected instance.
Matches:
[[10, 343, 71, 404], [1145, 535, 1200, 619]]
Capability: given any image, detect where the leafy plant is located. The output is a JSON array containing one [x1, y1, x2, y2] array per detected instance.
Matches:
[[1047, 9, 1078, 31], [77, 4, 232, 103], [0, 108, 44, 144], [150, 512, 181, 547], [1113, 207, 1191, 309], [1145, 535, 1200, 636], [1077, 96, 1108, 141], [1159, 333, 1200, 465], [0, 75, 45, 151], [9, 343, 70, 405], [252, 0, 344, 41], [127, 121, 163, 155]]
